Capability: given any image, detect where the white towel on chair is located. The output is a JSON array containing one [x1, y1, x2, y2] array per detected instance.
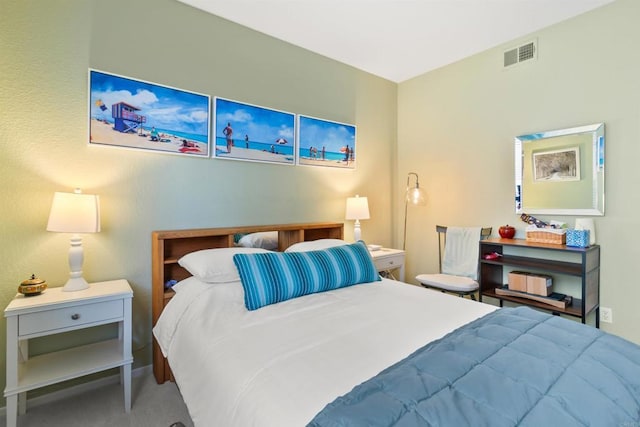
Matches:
[[441, 227, 482, 280]]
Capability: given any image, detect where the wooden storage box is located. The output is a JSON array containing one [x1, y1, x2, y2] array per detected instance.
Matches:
[[508, 271, 529, 292], [508, 271, 553, 296], [525, 227, 566, 245], [527, 274, 553, 296]]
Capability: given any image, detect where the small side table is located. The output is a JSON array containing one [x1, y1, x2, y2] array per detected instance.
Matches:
[[4, 279, 133, 427], [370, 248, 406, 281]]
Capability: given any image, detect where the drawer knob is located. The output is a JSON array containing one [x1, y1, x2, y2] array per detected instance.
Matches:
[[389, 261, 394, 265], [71, 313, 80, 320]]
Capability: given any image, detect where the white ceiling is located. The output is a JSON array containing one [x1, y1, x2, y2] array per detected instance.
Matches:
[[178, 0, 615, 82]]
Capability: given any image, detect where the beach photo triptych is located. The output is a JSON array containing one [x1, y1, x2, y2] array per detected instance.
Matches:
[[88, 69, 357, 168]]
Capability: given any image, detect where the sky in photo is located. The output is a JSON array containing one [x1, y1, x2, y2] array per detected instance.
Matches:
[[90, 70, 210, 137], [298, 115, 356, 154], [215, 98, 295, 145]]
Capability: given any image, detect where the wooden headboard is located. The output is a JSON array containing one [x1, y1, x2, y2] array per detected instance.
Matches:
[[151, 222, 344, 384]]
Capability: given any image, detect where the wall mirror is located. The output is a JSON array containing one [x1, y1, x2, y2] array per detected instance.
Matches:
[[515, 123, 604, 216]]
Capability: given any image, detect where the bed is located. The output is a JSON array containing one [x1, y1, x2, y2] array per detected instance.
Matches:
[[151, 223, 640, 426]]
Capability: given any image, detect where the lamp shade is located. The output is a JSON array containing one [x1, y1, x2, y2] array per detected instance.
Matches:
[[406, 185, 427, 206], [47, 190, 101, 233], [345, 195, 370, 220], [403, 172, 426, 250]]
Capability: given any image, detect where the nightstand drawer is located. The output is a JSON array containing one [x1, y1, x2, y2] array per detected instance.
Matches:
[[373, 254, 404, 271], [18, 299, 124, 336]]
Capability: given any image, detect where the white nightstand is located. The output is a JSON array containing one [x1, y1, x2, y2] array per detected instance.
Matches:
[[369, 248, 406, 281], [3, 279, 133, 427]]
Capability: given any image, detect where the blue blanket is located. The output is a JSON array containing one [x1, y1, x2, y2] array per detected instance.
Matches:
[[309, 306, 640, 426]]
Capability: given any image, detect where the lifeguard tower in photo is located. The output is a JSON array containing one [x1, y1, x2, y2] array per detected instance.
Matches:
[[112, 102, 146, 133]]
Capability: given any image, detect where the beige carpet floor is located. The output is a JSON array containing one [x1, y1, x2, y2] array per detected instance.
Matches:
[[6, 371, 193, 427]]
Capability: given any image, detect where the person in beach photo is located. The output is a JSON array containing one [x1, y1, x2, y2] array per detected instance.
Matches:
[[223, 122, 233, 153], [150, 127, 159, 141], [245, 134, 249, 148]]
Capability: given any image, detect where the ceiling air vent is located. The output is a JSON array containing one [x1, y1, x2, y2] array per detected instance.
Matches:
[[503, 40, 537, 68]]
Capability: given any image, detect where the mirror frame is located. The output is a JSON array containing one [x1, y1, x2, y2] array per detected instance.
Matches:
[[515, 123, 605, 216]]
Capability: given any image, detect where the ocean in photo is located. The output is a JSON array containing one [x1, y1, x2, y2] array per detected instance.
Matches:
[[216, 137, 294, 155], [299, 147, 351, 161]]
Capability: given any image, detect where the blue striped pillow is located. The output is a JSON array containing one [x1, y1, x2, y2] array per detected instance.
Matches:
[[233, 241, 380, 310]]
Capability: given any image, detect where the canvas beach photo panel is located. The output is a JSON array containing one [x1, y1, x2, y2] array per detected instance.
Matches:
[[89, 69, 211, 157], [214, 97, 296, 165], [297, 115, 356, 169]]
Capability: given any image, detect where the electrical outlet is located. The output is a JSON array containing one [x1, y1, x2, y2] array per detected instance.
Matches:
[[600, 307, 613, 323]]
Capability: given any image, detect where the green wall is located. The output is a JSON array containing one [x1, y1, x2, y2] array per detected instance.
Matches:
[[397, 0, 640, 344], [0, 0, 397, 401]]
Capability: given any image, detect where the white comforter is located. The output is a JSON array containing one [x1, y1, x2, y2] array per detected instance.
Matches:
[[153, 278, 496, 427]]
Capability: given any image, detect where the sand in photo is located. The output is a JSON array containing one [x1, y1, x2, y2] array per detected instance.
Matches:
[[90, 119, 208, 156]]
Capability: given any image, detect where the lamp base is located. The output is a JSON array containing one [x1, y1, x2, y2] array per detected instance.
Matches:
[[63, 235, 90, 291], [354, 219, 362, 242], [62, 276, 90, 292]]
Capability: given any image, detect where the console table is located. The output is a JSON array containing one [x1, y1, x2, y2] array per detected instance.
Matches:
[[478, 238, 600, 327]]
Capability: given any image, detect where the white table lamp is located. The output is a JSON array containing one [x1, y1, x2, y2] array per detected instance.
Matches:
[[47, 189, 101, 291], [345, 195, 370, 242]]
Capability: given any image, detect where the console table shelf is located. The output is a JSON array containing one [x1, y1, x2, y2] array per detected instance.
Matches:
[[482, 255, 584, 276], [479, 238, 600, 327], [481, 288, 583, 318]]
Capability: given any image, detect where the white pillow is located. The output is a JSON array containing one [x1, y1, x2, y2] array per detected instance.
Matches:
[[237, 231, 279, 250], [178, 247, 270, 283], [285, 238, 348, 252]]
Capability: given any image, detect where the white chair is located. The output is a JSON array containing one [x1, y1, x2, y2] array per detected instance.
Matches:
[[416, 225, 492, 300]]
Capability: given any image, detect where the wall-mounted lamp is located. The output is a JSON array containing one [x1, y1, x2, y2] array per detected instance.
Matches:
[[345, 195, 370, 242], [403, 172, 426, 250], [47, 189, 101, 291]]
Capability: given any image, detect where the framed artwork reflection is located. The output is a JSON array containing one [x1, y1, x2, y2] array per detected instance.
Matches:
[[88, 69, 210, 157], [214, 97, 295, 165], [533, 146, 580, 182], [297, 115, 356, 169]]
